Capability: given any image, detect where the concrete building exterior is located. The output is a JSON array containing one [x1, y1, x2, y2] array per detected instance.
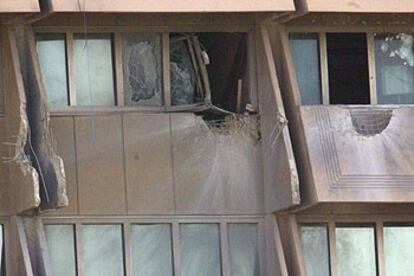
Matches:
[[0, 0, 413, 275]]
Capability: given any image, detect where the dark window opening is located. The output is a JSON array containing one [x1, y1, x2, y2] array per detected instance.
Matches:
[[198, 33, 248, 113], [327, 33, 370, 104]]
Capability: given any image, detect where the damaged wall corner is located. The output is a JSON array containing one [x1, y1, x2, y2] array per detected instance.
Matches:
[[6, 23, 67, 213], [257, 24, 300, 212]]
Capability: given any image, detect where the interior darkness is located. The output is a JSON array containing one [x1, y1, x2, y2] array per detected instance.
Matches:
[[327, 33, 370, 104], [198, 33, 248, 113]]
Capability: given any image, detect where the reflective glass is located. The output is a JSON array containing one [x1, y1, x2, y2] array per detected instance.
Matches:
[[82, 224, 124, 276], [131, 224, 173, 276], [336, 226, 376, 276], [384, 226, 414, 275], [36, 34, 68, 106], [180, 224, 221, 276], [74, 34, 115, 106], [228, 224, 259, 276], [375, 33, 414, 104], [300, 225, 330, 276], [289, 33, 322, 105], [44, 224, 77, 276]]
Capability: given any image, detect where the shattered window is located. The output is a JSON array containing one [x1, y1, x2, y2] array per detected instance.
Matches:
[[375, 33, 414, 104], [36, 34, 69, 106], [289, 33, 322, 105], [170, 34, 200, 106], [74, 33, 115, 106], [123, 33, 163, 106]]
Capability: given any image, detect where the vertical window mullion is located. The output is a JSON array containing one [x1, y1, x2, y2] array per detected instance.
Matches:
[[123, 222, 132, 276], [114, 32, 124, 107], [220, 222, 230, 276], [328, 221, 337, 276], [67, 32, 77, 106], [376, 221, 385, 276], [319, 32, 330, 105], [172, 222, 181, 276], [75, 222, 83, 276], [162, 32, 171, 110], [367, 32, 378, 105]]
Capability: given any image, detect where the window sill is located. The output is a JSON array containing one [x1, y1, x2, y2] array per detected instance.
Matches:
[[49, 103, 209, 116]]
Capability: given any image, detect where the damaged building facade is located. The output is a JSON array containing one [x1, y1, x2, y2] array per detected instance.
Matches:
[[0, 0, 414, 275]]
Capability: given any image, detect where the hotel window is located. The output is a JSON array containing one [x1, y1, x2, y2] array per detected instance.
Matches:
[[374, 33, 414, 104], [289, 31, 414, 105], [43, 219, 261, 276], [36, 31, 251, 113], [299, 221, 414, 276]]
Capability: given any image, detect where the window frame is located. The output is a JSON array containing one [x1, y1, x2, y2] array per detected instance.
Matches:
[[287, 26, 414, 106], [295, 214, 414, 276], [41, 215, 264, 276], [34, 26, 257, 115]]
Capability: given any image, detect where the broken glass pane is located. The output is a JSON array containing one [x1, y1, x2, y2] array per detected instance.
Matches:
[[131, 224, 173, 276], [82, 224, 124, 276], [36, 34, 69, 106], [375, 33, 414, 104], [74, 34, 115, 106], [180, 224, 221, 276], [289, 33, 322, 105], [336, 226, 376, 276], [300, 225, 330, 276], [170, 36, 197, 105], [228, 224, 259, 276], [44, 224, 76, 276], [123, 33, 163, 106], [384, 226, 414, 275]]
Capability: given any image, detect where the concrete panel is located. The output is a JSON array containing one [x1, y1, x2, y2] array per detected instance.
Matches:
[[49, 117, 78, 215], [300, 0, 414, 13], [75, 115, 126, 215], [301, 106, 414, 202], [123, 113, 174, 214], [49, 0, 294, 13]]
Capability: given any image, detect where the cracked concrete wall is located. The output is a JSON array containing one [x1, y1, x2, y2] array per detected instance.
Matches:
[[13, 24, 67, 211], [2, 23, 67, 214]]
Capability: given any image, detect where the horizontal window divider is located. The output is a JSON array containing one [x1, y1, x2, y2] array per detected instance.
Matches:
[[33, 25, 253, 34]]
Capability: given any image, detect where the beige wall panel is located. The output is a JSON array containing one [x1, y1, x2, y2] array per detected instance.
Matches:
[[0, 0, 39, 13], [301, 0, 414, 13], [49, 0, 294, 13], [123, 114, 174, 214], [75, 115, 126, 215], [48, 117, 78, 215]]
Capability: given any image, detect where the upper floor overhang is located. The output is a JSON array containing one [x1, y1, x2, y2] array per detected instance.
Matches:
[[45, 0, 295, 13], [0, 0, 40, 13], [297, 0, 414, 13]]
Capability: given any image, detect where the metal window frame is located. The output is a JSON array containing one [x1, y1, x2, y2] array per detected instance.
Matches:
[[33, 25, 257, 115], [295, 214, 414, 276], [41, 215, 264, 276]]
